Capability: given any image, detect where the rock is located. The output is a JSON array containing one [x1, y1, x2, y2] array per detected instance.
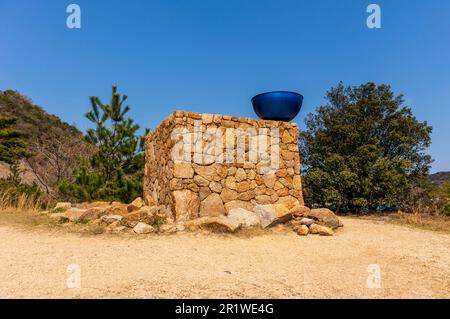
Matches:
[[101, 214, 123, 224], [49, 212, 69, 223], [276, 196, 301, 210], [65, 208, 88, 222], [309, 223, 334, 236], [127, 197, 145, 212], [173, 190, 200, 221], [255, 195, 272, 205], [173, 163, 194, 178], [209, 181, 222, 193], [55, 202, 71, 210], [220, 188, 238, 202], [262, 174, 276, 188], [291, 206, 311, 217], [224, 200, 254, 212], [105, 204, 129, 216], [121, 207, 156, 228], [200, 193, 226, 217], [193, 164, 216, 181], [186, 216, 239, 233], [80, 207, 106, 221], [133, 222, 155, 234], [254, 204, 292, 228], [294, 224, 309, 236], [235, 168, 247, 182], [304, 208, 342, 230], [194, 175, 210, 187], [227, 208, 260, 228], [299, 217, 315, 226]]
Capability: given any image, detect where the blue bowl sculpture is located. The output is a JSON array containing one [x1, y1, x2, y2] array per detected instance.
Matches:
[[251, 91, 303, 121]]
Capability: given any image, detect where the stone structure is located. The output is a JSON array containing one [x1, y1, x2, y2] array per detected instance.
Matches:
[[144, 110, 304, 222]]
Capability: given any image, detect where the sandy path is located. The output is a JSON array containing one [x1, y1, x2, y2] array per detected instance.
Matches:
[[0, 217, 448, 298]]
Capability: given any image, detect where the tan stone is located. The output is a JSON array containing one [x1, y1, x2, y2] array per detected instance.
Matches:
[[227, 167, 237, 176], [225, 176, 237, 190], [227, 208, 260, 228], [281, 130, 294, 143], [255, 195, 272, 205], [262, 173, 276, 188], [194, 175, 209, 187], [220, 188, 238, 202], [294, 224, 309, 236], [200, 193, 226, 217], [254, 204, 292, 228], [292, 175, 302, 190], [237, 190, 254, 201], [276, 196, 300, 210], [193, 164, 216, 180], [186, 216, 239, 233], [309, 223, 334, 236], [199, 187, 212, 201], [236, 181, 250, 193], [235, 168, 247, 182], [209, 181, 222, 193], [224, 200, 254, 212], [201, 113, 214, 124], [173, 163, 194, 178], [247, 170, 256, 180], [105, 204, 129, 216], [173, 190, 200, 221]]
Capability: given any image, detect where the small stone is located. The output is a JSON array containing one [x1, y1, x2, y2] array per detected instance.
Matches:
[[262, 174, 276, 188], [299, 217, 315, 226], [194, 175, 210, 187], [309, 224, 334, 236], [133, 222, 155, 234], [294, 224, 309, 236], [173, 163, 194, 178], [235, 168, 247, 182], [209, 181, 222, 193], [200, 193, 226, 217], [220, 188, 238, 202], [65, 208, 87, 222], [101, 214, 123, 224]]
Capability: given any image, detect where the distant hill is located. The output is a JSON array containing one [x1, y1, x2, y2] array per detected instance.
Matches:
[[429, 171, 450, 186], [0, 90, 94, 198]]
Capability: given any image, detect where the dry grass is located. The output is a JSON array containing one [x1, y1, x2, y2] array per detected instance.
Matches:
[[0, 190, 46, 213], [358, 211, 450, 233]]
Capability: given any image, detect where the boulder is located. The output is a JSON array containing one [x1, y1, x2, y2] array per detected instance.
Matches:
[[304, 208, 342, 230], [127, 197, 145, 212], [133, 222, 155, 234], [291, 206, 311, 218], [121, 207, 156, 228], [224, 200, 254, 213], [294, 224, 309, 236], [80, 207, 106, 221], [101, 214, 123, 224], [298, 217, 315, 226], [173, 190, 200, 221], [227, 208, 260, 228], [254, 204, 292, 228], [309, 223, 334, 236], [200, 193, 226, 217], [105, 204, 129, 216], [186, 216, 239, 233], [65, 208, 88, 222], [55, 202, 71, 210]]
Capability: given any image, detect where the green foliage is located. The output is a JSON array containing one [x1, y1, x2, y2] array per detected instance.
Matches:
[[442, 182, 450, 216], [59, 86, 147, 203], [0, 116, 29, 164], [299, 82, 433, 213]]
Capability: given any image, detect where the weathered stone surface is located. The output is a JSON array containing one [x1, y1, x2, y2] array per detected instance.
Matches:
[[291, 206, 311, 217], [220, 188, 238, 202], [173, 190, 200, 221], [121, 207, 156, 228], [200, 193, 226, 217], [130, 197, 145, 208], [253, 204, 292, 228], [304, 208, 342, 230], [101, 214, 123, 224], [65, 208, 88, 222], [309, 223, 334, 236], [80, 207, 106, 221], [133, 222, 155, 234], [224, 200, 254, 212], [294, 224, 309, 236], [299, 217, 315, 226], [186, 216, 239, 233], [49, 212, 69, 223], [235, 168, 247, 182], [209, 181, 222, 193], [144, 111, 304, 221], [105, 204, 129, 216], [227, 208, 260, 228]]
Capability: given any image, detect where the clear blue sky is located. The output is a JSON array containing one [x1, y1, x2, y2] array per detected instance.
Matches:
[[0, 0, 449, 172]]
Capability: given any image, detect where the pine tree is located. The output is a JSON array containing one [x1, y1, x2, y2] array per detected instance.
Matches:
[[59, 86, 148, 203]]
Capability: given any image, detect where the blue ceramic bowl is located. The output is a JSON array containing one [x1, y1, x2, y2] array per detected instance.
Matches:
[[251, 91, 303, 121]]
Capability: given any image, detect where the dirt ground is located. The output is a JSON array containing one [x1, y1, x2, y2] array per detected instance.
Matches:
[[0, 216, 448, 298]]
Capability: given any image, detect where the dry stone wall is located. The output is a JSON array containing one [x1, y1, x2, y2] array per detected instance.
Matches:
[[144, 110, 304, 222]]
